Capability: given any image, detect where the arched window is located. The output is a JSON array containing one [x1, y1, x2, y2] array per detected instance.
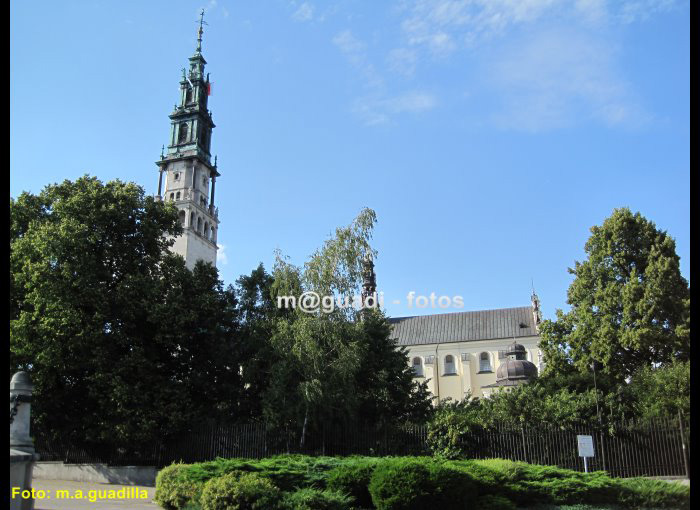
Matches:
[[479, 352, 491, 372], [197, 217, 202, 233], [190, 211, 195, 228], [185, 87, 192, 104], [169, 192, 174, 201], [211, 226, 216, 241], [178, 210, 186, 225], [203, 221, 209, 238], [444, 355, 456, 375], [178, 123, 188, 144], [412, 357, 423, 377], [175, 192, 181, 200]]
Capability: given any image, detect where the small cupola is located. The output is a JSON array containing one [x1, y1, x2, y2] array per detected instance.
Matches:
[[495, 341, 538, 384]]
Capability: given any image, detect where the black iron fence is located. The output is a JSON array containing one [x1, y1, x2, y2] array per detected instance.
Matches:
[[33, 417, 689, 479], [447, 417, 690, 478]]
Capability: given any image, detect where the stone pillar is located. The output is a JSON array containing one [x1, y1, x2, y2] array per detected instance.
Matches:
[[157, 168, 164, 197], [10, 371, 39, 510], [209, 175, 216, 213], [460, 353, 473, 398]]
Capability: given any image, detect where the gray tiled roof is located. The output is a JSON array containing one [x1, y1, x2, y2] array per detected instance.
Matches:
[[388, 306, 538, 346]]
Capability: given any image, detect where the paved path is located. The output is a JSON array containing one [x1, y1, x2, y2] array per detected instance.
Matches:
[[30, 479, 158, 510]]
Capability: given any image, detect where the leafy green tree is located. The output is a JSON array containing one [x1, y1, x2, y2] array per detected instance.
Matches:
[[354, 310, 432, 427], [539, 208, 690, 379], [234, 264, 277, 419], [256, 208, 431, 442], [10, 176, 243, 449], [627, 360, 690, 420]]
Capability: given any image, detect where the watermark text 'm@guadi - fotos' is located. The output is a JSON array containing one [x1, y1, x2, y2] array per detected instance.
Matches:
[[277, 291, 464, 313]]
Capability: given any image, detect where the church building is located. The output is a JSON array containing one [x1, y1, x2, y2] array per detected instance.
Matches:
[[155, 13, 220, 270], [389, 298, 543, 401], [362, 256, 543, 402]]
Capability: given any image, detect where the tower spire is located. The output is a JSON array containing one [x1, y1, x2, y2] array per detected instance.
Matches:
[[196, 9, 207, 54], [530, 281, 542, 330], [361, 252, 377, 312]]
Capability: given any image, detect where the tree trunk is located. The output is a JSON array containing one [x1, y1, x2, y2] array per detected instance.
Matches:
[[300, 406, 309, 449]]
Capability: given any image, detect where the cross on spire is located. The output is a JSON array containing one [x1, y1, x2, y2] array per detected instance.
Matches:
[[196, 9, 208, 53]]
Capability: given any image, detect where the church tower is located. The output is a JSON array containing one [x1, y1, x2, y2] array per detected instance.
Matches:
[[156, 11, 220, 269]]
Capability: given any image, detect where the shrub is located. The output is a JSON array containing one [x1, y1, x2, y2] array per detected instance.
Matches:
[[474, 495, 516, 510], [283, 488, 353, 510], [200, 472, 282, 510], [155, 462, 204, 510], [326, 459, 378, 509], [614, 477, 689, 509], [166, 454, 346, 494], [369, 459, 433, 510], [451, 459, 617, 506], [429, 462, 477, 509], [451, 459, 689, 509], [368, 458, 477, 510]]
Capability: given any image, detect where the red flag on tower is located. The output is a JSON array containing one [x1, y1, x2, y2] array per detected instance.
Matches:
[[207, 83, 212, 96]]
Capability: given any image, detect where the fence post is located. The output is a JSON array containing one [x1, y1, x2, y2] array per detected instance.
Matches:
[[677, 410, 690, 480], [597, 431, 605, 472], [521, 424, 529, 464]]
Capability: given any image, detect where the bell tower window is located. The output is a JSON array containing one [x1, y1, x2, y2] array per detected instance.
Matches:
[[178, 123, 188, 144]]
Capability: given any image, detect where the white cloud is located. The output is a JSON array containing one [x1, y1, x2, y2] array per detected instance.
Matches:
[[333, 30, 383, 89], [217, 244, 228, 265], [333, 29, 437, 125], [333, 30, 366, 57], [617, 0, 682, 23], [387, 48, 418, 76], [293, 2, 314, 22], [388, 0, 675, 131], [399, 0, 683, 52], [354, 92, 437, 125], [485, 28, 650, 131]]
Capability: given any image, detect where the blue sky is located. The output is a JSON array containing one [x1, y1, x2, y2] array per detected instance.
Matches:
[[10, 0, 689, 320]]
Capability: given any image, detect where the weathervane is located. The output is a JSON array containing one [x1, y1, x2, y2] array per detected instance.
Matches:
[[196, 9, 208, 53]]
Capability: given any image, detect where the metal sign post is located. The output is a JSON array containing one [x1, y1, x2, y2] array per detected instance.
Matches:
[[577, 435, 595, 473]]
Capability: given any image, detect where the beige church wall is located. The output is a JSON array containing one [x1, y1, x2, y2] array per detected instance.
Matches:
[[404, 335, 541, 402], [166, 229, 217, 270], [163, 160, 192, 197], [185, 233, 217, 269]]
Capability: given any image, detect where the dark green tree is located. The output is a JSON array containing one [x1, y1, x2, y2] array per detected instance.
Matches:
[[626, 360, 690, 420], [10, 176, 243, 449], [250, 209, 432, 442], [539, 208, 690, 379], [354, 310, 432, 427]]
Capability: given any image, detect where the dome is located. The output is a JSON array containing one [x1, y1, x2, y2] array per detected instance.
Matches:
[[496, 358, 538, 382], [505, 342, 526, 356]]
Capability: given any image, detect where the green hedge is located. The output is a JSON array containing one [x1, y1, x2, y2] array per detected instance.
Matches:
[[475, 495, 517, 510], [154, 455, 689, 510], [200, 472, 282, 510], [326, 459, 378, 509], [449, 459, 688, 509], [368, 458, 477, 510], [283, 488, 354, 510], [154, 462, 204, 510]]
